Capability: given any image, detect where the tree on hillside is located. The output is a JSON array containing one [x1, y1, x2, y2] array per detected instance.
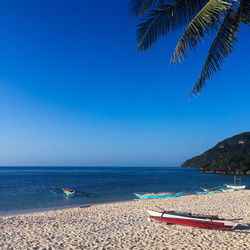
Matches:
[[129, 0, 249, 96]]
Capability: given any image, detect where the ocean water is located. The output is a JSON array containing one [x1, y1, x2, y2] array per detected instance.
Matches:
[[0, 167, 250, 216]]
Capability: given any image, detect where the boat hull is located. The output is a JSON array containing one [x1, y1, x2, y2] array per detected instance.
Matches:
[[135, 192, 184, 199], [221, 188, 235, 192], [225, 185, 246, 190], [197, 189, 221, 195], [146, 209, 239, 230], [62, 188, 76, 198], [201, 187, 219, 192], [63, 192, 75, 198], [149, 216, 234, 230]]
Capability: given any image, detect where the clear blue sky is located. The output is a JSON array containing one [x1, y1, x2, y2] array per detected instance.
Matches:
[[0, 0, 249, 166]]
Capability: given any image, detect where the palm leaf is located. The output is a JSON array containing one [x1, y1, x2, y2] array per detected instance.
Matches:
[[170, 0, 229, 63], [130, 0, 209, 18], [137, 6, 178, 50], [129, 0, 169, 17], [136, 0, 209, 50], [240, 0, 250, 25], [190, 2, 241, 96]]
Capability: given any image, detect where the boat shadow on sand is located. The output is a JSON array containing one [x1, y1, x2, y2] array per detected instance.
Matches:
[[162, 223, 250, 234], [235, 223, 250, 232]]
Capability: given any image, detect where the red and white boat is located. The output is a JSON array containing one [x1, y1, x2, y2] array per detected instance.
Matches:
[[146, 209, 241, 230]]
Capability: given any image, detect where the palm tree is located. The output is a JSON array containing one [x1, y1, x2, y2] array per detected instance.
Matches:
[[129, 0, 249, 97]]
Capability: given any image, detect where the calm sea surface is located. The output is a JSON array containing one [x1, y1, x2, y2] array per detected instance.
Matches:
[[0, 167, 250, 216]]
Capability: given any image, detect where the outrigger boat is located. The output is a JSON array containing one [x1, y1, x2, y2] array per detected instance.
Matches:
[[134, 192, 184, 199], [197, 188, 221, 195], [201, 187, 219, 192], [62, 188, 76, 198], [49, 188, 86, 198], [198, 186, 237, 194], [221, 188, 236, 192], [224, 176, 246, 190], [146, 209, 241, 230], [224, 184, 246, 190]]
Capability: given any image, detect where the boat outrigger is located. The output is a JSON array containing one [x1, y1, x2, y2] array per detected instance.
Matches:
[[146, 209, 241, 230], [134, 192, 184, 199]]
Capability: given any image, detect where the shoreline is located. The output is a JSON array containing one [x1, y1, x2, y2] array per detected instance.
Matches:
[[182, 167, 250, 175], [0, 198, 137, 218], [1, 190, 250, 249], [0, 192, 195, 218]]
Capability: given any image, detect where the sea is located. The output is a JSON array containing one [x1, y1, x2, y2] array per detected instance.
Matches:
[[0, 166, 250, 216]]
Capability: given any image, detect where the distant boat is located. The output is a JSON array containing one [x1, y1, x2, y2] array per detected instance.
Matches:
[[224, 176, 246, 190], [221, 188, 236, 192], [146, 209, 241, 230], [134, 192, 184, 199], [197, 188, 221, 195], [225, 184, 246, 189], [62, 188, 76, 198], [198, 186, 238, 194], [201, 187, 219, 192]]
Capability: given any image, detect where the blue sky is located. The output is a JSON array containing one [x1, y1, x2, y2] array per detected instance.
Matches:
[[0, 0, 249, 166]]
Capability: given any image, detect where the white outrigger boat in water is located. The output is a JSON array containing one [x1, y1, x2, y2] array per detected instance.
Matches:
[[225, 184, 246, 189], [224, 176, 246, 190]]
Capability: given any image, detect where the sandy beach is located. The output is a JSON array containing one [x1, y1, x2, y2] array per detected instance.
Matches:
[[1, 190, 250, 249]]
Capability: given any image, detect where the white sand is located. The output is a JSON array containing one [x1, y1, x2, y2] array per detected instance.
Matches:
[[1, 190, 250, 249]]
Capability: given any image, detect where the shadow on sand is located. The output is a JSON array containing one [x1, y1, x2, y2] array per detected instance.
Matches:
[[236, 223, 250, 230], [231, 223, 250, 235]]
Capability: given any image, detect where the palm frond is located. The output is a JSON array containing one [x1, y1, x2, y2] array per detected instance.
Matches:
[[137, 6, 177, 50], [130, 0, 209, 18], [170, 0, 229, 63], [129, 0, 167, 17], [136, 0, 209, 50], [190, 3, 241, 96], [240, 0, 250, 25]]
